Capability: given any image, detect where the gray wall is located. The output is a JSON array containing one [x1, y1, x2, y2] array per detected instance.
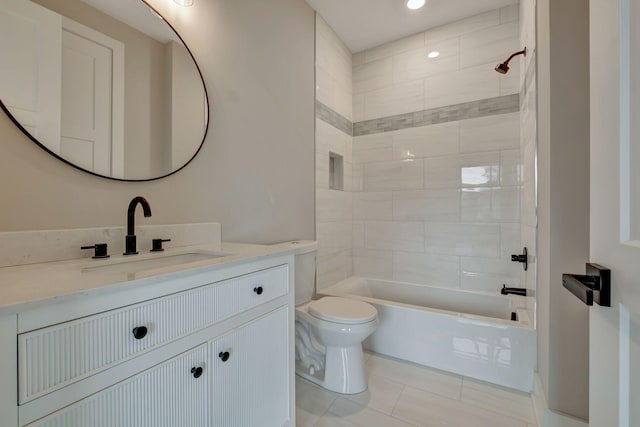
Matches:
[[537, 0, 590, 420], [0, 0, 316, 244]]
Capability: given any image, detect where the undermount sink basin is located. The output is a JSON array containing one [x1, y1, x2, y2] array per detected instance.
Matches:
[[82, 251, 229, 275]]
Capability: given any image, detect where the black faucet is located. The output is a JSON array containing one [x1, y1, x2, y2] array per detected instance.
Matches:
[[501, 285, 527, 296], [123, 196, 152, 255]]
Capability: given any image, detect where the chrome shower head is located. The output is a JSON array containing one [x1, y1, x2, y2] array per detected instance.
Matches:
[[495, 47, 527, 74]]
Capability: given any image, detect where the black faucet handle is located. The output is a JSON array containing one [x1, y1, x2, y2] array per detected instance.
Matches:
[[81, 243, 110, 259], [151, 238, 171, 252]]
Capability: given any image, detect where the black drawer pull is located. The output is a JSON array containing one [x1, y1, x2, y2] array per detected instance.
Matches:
[[253, 286, 263, 295], [191, 367, 204, 379], [219, 351, 230, 362], [132, 326, 148, 340]]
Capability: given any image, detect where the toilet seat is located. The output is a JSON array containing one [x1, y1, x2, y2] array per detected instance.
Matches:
[[308, 297, 377, 324]]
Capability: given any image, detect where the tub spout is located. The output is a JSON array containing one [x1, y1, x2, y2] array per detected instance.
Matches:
[[501, 285, 527, 296]]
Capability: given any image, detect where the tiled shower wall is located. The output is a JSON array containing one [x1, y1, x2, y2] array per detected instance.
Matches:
[[351, 4, 525, 293], [315, 16, 354, 290], [314, 4, 535, 294], [520, 0, 537, 299]]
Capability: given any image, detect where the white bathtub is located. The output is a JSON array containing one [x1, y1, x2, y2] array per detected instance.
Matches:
[[321, 277, 536, 392]]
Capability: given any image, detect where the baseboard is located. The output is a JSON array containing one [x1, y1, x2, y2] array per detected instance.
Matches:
[[532, 374, 589, 427]]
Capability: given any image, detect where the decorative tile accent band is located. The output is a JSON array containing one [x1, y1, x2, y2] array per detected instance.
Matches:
[[315, 100, 353, 136], [353, 94, 520, 137], [316, 94, 520, 138]]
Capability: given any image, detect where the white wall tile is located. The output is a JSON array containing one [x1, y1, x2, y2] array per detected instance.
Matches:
[[353, 221, 365, 249], [316, 249, 353, 290], [499, 59, 521, 95], [362, 160, 424, 191], [460, 22, 520, 69], [353, 94, 365, 122], [500, 3, 520, 23], [500, 149, 523, 186], [393, 189, 460, 221], [459, 112, 520, 153], [500, 223, 522, 259], [317, 221, 353, 255], [393, 39, 459, 84], [352, 51, 366, 67], [364, 80, 425, 120], [316, 119, 352, 164], [354, 192, 393, 221], [317, 67, 353, 121], [352, 163, 364, 192], [461, 187, 520, 222], [364, 32, 425, 63], [393, 122, 459, 160], [425, 223, 500, 257], [365, 221, 425, 252], [424, 155, 462, 189], [353, 248, 393, 279], [460, 152, 501, 187], [317, 189, 353, 222], [424, 10, 501, 44], [461, 188, 493, 221], [353, 133, 394, 164], [316, 15, 352, 92], [460, 256, 521, 292], [425, 63, 500, 110], [393, 252, 461, 287], [354, 57, 393, 94]]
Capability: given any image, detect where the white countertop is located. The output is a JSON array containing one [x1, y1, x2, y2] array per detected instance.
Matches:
[[0, 241, 315, 317]]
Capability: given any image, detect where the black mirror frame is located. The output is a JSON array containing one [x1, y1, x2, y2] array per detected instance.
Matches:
[[0, 0, 209, 182]]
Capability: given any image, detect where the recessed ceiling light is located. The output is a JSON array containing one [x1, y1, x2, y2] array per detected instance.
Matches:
[[427, 51, 440, 59], [173, 0, 193, 6], [405, 0, 426, 10]]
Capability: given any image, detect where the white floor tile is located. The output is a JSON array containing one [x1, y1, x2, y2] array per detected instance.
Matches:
[[323, 397, 419, 427], [460, 377, 536, 424], [392, 386, 528, 427], [365, 354, 463, 400], [344, 373, 405, 415], [295, 352, 537, 427], [296, 377, 338, 427]]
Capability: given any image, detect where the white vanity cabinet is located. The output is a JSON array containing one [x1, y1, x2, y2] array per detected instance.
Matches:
[[27, 345, 210, 427], [210, 306, 289, 426], [0, 254, 295, 427]]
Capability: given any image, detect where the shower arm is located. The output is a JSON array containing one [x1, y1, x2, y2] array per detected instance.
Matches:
[[504, 48, 527, 65]]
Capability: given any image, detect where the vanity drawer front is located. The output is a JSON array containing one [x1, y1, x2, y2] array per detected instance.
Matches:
[[18, 264, 289, 404]]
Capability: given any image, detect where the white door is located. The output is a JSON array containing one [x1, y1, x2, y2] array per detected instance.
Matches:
[[0, 0, 61, 150], [589, 0, 640, 426], [210, 307, 290, 427], [60, 18, 125, 178]]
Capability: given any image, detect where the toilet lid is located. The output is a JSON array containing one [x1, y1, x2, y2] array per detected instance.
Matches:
[[308, 297, 377, 324]]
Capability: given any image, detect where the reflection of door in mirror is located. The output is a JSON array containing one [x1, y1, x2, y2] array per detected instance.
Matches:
[[1, 0, 208, 181], [1, 0, 125, 177], [61, 18, 125, 178], [0, 0, 62, 151]]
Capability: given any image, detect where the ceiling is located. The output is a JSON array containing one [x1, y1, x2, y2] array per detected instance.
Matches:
[[304, 0, 519, 53]]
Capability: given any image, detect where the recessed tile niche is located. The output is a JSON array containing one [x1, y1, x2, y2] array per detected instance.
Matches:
[[329, 152, 344, 191]]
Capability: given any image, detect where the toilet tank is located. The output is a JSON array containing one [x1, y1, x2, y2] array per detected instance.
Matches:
[[270, 241, 317, 305]]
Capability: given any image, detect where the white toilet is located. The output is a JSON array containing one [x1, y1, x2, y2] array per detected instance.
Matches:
[[282, 241, 378, 394]]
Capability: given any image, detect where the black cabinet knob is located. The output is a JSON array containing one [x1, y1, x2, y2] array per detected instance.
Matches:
[[253, 286, 263, 295], [132, 326, 148, 340], [191, 367, 203, 378], [218, 351, 230, 362]]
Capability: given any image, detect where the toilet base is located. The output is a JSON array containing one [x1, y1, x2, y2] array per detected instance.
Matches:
[[295, 345, 367, 394]]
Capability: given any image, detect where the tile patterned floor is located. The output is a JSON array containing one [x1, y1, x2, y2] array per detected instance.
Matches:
[[296, 352, 538, 427]]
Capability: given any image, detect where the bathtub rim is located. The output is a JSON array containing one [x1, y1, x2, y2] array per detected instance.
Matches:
[[320, 275, 534, 330]]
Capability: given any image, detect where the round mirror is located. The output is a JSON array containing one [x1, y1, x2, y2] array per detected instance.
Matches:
[[0, 0, 208, 181]]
